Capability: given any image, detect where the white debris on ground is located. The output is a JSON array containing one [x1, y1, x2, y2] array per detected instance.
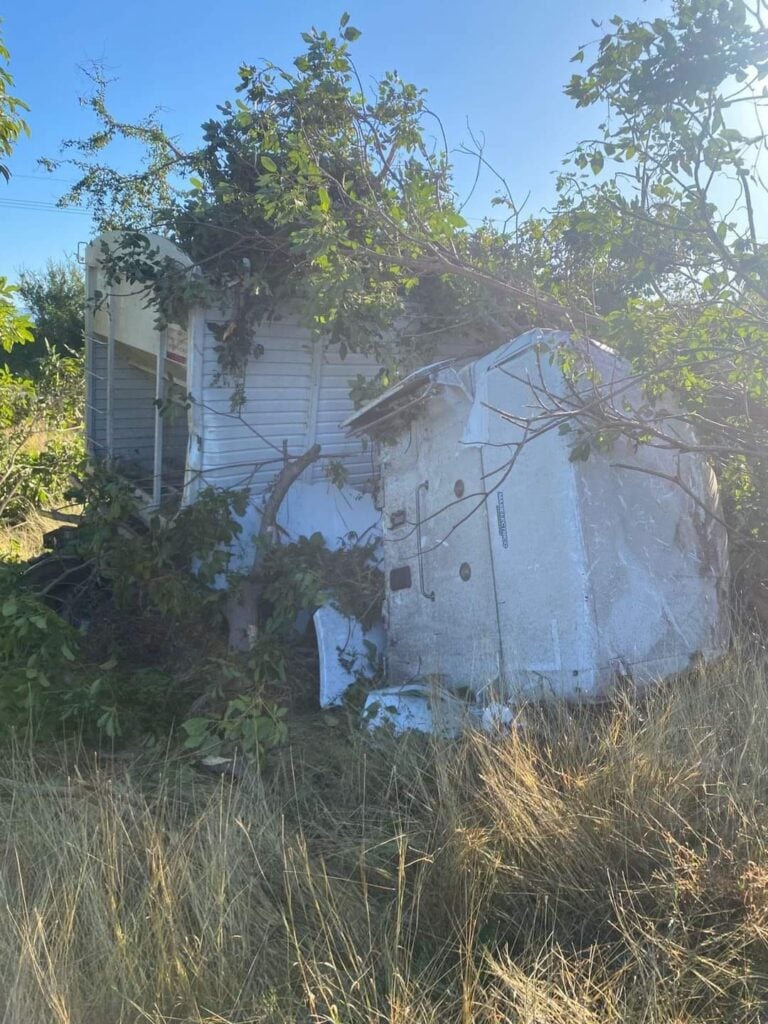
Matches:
[[361, 683, 480, 737], [314, 606, 385, 708]]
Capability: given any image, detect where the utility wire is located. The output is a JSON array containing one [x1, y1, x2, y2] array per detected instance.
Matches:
[[0, 197, 90, 216], [8, 174, 78, 185]]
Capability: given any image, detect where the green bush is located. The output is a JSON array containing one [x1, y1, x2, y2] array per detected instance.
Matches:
[[0, 346, 84, 526], [256, 530, 383, 632], [0, 564, 194, 742]]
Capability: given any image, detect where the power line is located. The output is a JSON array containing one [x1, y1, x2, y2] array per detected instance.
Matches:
[[9, 173, 78, 185], [0, 197, 90, 216]]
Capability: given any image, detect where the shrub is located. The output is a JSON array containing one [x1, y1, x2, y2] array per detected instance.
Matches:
[[0, 564, 195, 742], [0, 346, 84, 526]]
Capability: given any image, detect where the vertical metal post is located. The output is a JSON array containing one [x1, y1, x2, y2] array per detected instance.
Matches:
[[305, 336, 323, 482], [84, 261, 96, 454], [153, 330, 167, 507], [106, 285, 116, 461], [182, 313, 204, 507]]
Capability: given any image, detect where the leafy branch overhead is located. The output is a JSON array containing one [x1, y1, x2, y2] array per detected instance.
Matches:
[[49, 16, 577, 386], [0, 21, 28, 184], [46, 3, 768, 573]]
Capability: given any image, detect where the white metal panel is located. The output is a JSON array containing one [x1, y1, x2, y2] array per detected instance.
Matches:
[[479, 334, 728, 694], [565, 339, 728, 680], [380, 389, 503, 691], [312, 345, 379, 488], [182, 311, 206, 505], [477, 344, 600, 698], [87, 336, 108, 455], [161, 406, 190, 494], [355, 329, 730, 702], [152, 330, 167, 505], [198, 321, 380, 497], [85, 233, 191, 358], [109, 355, 157, 489], [197, 321, 313, 492]]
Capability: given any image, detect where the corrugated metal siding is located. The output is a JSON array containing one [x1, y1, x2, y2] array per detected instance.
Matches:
[[88, 336, 108, 454], [88, 338, 157, 474], [310, 347, 377, 486], [110, 354, 156, 487], [89, 339, 187, 494], [198, 321, 313, 492], [198, 321, 379, 496], [86, 286, 486, 503], [305, 334, 487, 488]]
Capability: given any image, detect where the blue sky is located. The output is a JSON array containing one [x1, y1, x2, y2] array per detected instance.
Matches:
[[1, 0, 668, 284]]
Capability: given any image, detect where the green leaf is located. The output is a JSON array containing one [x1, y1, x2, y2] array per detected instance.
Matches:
[[182, 717, 211, 736], [260, 155, 278, 173], [445, 210, 468, 229], [569, 440, 591, 462], [342, 26, 361, 42]]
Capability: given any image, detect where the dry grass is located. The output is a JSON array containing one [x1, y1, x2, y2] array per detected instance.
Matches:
[[2, 653, 768, 1022], [0, 509, 63, 562]]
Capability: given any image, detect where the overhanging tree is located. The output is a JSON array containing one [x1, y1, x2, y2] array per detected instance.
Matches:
[[49, 3, 768, 590], [533, 0, 768, 584], [50, 16, 579, 398]]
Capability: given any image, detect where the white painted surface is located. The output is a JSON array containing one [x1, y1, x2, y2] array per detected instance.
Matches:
[[85, 234, 383, 513], [278, 480, 380, 547], [85, 233, 191, 359], [222, 481, 381, 578], [468, 333, 601, 697], [351, 329, 730, 701], [363, 684, 475, 737], [110, 359, 155, 481], [314, 606, 386, 707], [195, 321, 379, 497], [379, 388, 503, 689], [86, 233, 491, 530]]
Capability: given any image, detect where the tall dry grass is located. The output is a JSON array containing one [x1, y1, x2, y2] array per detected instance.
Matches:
[[2, 652, 768, 1022], [0, 509, 63, 562]]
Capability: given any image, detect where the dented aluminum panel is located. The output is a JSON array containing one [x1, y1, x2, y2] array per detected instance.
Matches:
[[347, 329, 729, 701]]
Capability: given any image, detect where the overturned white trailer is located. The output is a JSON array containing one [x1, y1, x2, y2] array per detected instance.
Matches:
[[345, 330, 730, 703], [84, 230, 730, 709]]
